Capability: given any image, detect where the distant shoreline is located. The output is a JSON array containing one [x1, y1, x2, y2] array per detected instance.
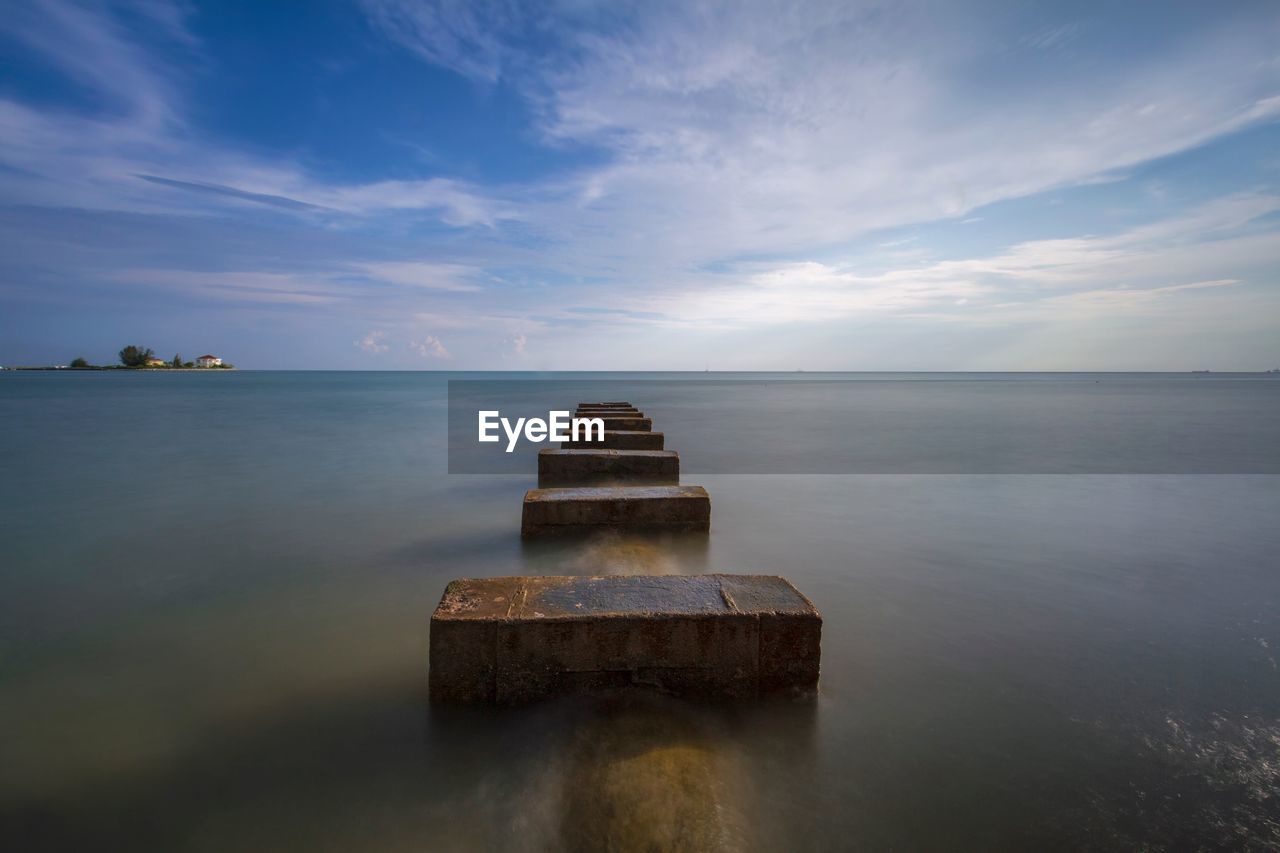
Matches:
[[1, 366, 237, 372]]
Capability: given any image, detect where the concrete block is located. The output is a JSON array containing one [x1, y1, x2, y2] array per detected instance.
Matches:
[[521, 485, 709, 536], [561, 430, 665, 450], [538, 449, 680, 487], [428, 574, 821, 703], [578, 401, 633, 408]]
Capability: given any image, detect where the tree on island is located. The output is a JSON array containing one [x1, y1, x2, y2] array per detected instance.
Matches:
[[171, 353, 182, 368], [70, 357, 89, 368], [118, 345, 154, 367]]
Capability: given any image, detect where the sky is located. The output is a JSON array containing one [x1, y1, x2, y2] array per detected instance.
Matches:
[[1, 0, 1278, 370]]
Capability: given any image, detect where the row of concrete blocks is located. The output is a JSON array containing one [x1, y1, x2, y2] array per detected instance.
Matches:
[[430, 401, 822, 704], [522, 401, 710, 537]]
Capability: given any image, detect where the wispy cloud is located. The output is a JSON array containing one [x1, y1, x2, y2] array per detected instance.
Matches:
[[136, 175, 326, 211], [608, 193, 1280, 329], [119, 269, 350, 305], [359, 262, 484, 292], [0, 1, 518, 228], [1, 0, 187, 128], [360, 0, 513, 83]]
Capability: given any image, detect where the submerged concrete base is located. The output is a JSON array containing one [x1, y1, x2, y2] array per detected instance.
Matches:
[[522, 485, 709, 536], [561, 430, 665, 450], [428, 574, 821, 704], [538, 449, 680, 487]]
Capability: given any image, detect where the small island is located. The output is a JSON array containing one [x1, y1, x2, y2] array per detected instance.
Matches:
[[2, 345, 235, 371]]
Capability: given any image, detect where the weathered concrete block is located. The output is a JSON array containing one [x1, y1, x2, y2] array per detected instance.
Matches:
[[561, 430, 665, 450], [538, 449, 680, 487], [521, 485, 709, 536], [428, 574, 821, 703]]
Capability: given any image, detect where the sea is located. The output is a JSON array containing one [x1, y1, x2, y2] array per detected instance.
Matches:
[[2, 371, 1278, 850]]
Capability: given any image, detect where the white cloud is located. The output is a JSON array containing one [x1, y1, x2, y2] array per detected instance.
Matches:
[[8, 0, 1278, 273], [409, 335, 451, 359], [356, 330, 389, 353], [361, 0, 1280, 277], [606, 193, 1280, 330]]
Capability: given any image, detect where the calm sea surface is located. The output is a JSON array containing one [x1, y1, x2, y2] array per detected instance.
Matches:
[[2, 371, 1278, 850]]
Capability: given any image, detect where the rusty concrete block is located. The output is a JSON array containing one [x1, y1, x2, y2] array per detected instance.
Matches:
[[429, 575, 821, 704], [521, 485, 709, 536], [538, 449, 680, 487], [561, 430, 665, 450]]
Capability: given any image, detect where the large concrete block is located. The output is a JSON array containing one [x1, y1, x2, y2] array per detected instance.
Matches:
[[538, 449, 680, 487], [522, 485, 709, 536], [561, 430, 665, 450], [428, 574, 821, 704]]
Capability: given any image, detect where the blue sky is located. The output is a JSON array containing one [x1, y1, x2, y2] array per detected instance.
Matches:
[[1, 0, 1278, 370]]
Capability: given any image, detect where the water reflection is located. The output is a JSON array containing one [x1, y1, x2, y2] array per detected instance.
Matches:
[[558, 693, 744, 851], [520, 530, 710, 577], [427, 690, 818, 851]]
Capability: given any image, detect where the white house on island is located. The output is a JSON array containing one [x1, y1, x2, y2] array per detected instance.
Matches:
[[196, 354, 222, 368]]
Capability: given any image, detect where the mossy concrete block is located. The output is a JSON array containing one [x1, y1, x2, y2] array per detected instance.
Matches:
[[538, 449, 680, 487], [521, 485, 709, 536], [561, 430, 665, 450], [428, 574, 822, 704]]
